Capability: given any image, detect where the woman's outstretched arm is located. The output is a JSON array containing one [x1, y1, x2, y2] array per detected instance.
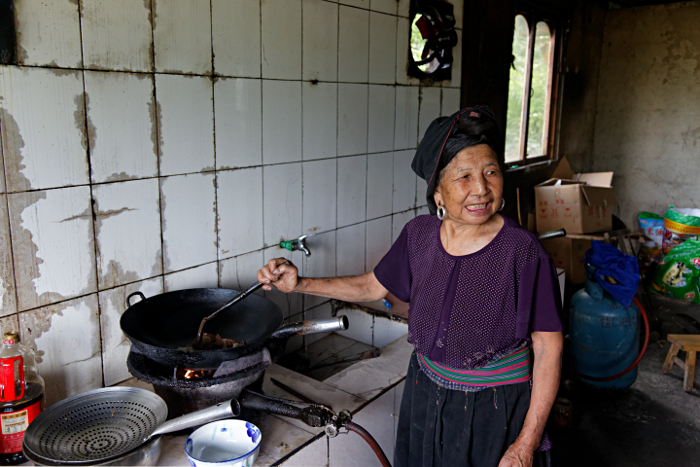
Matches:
[[257, 257, 389, 303]]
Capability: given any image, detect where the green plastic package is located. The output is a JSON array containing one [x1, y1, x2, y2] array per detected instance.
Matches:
[[651, 239, 700, 303], [662, 206, 700, 255]]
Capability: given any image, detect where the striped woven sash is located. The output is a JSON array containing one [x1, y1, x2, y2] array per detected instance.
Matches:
[[416, 346, 532, 391]]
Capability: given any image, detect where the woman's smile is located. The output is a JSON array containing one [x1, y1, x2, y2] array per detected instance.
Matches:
[[465, 202, 492, 214]]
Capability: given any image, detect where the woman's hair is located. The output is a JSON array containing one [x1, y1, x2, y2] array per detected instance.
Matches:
[[436, 115, 503, 186]]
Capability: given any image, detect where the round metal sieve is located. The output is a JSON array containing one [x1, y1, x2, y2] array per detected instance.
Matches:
[[22, 387, 168, 465]]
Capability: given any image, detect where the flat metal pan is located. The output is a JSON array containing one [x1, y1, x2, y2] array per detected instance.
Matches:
[[120, 288, 283, 368]]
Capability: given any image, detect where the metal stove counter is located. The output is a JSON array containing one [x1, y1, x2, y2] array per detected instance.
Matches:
[[114, 334, 412, 466]]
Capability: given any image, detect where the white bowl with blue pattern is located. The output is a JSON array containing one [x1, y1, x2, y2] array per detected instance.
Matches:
[[185, 419, 262, 467]]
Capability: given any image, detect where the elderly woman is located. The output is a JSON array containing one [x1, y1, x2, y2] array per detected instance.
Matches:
[[257, 106, 563, 467]]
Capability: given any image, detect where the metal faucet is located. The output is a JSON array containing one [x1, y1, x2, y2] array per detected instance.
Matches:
[[279, 234, 313, 257]]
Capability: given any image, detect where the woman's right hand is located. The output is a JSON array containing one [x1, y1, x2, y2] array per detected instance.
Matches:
[[257, 258, 300, 293]]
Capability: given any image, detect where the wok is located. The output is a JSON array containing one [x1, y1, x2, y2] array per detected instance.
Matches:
[[120, 288, 348, 368]]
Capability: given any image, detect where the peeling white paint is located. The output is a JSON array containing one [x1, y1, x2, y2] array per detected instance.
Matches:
[[156, 74, 214, 176], [14, 0, 82, 68], [80, 0, 153, 72], [164, 263, 218, 292], [0, 195, 17, 318], [160, 173, 217, 272], [20, 295, 102, 405], [93, 178, 162, 289], [0, 0, 467, 398], [84, 71, 158, 183], [10, 187, 96, 310], [0, 66, 89, 191], [99, 278, 162, 386]]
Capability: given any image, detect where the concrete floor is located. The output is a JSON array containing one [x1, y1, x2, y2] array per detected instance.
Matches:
[[551, 296, 700, 467]]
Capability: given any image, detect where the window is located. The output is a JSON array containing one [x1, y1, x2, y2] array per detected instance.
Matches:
[[505, 14, 555, 163]]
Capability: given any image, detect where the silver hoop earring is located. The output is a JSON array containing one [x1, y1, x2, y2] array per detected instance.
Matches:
[[499, 199, 506, 211], [437, 205, 446, 220]]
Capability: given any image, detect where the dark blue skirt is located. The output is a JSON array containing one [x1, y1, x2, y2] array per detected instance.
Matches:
[[394, 353, 552, 467]]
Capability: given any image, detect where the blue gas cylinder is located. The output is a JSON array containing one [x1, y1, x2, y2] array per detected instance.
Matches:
[[567, 264, 640, 388]]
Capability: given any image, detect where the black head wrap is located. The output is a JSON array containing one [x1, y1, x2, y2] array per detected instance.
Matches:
[[411, 105, 502, 215]]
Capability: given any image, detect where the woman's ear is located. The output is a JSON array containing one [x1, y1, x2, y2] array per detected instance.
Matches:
[[433, 187, 443, 208]]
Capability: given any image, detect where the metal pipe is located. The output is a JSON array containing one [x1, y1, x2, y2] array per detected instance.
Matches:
[[537, 229, 566, 241], [271, 316, 349, 339], [150, 399, 241, 438]]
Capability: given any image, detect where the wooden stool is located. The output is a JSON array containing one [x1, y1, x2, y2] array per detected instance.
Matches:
[[662, 334, 700, 391]]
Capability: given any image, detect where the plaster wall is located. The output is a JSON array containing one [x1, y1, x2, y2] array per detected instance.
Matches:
[[0, 0, 463, 403], [592, 1, 700, 228]]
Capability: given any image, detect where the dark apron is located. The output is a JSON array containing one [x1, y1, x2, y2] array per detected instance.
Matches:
[[394, 353, 552, 467]]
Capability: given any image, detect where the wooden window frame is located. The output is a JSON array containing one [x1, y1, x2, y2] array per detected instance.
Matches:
[[506, 6, 563, 167]]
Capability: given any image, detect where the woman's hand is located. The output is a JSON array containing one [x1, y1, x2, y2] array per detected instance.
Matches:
[[497, 441, 534, 467], [257, 258, 299, 293]]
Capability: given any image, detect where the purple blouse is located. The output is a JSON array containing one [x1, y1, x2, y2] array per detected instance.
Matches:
[[374, 214, 563, 370]]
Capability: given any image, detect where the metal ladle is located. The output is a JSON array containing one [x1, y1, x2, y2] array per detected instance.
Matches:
[[194, 260, 291, 346]]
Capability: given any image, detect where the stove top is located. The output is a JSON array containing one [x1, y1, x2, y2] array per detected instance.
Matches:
[[126, 342, 285, 417]]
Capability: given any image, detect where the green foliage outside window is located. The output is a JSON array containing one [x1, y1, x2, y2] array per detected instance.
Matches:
[[505, 16, 552, 162]]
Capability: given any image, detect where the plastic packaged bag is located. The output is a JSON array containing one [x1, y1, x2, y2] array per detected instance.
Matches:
[[662, 206, 700, 255], [637, 211, 664, 276], [651, 239, 700, 303]]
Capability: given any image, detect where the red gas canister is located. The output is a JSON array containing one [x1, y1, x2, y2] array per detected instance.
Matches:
[[0, 332, 45, 465]]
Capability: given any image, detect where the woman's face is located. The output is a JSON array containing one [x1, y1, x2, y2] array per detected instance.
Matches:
[[433, 144, 503, 226]]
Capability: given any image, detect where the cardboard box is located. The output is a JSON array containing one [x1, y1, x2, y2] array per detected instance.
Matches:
[[534, 158, 618, 234], [542, 234, 604, 284]]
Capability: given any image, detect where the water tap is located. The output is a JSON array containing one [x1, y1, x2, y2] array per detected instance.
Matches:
[[279, 234, 313, 257]]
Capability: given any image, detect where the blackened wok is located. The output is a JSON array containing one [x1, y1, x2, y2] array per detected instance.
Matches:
[[120, 288, 348, 368]]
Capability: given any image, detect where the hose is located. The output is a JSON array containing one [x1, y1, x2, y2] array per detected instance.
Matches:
[[566, 296, 650, 382], [345, 421, 392, 467]]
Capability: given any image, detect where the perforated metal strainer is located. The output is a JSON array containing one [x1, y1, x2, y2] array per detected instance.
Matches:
[[22, 387, 240, 466], [22, 387, 167, 465]]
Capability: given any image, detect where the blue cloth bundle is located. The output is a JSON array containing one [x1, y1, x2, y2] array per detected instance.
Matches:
[[585, 240, 640, 307]]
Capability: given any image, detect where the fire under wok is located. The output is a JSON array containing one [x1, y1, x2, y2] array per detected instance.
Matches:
[[120, 288, 348, 368]]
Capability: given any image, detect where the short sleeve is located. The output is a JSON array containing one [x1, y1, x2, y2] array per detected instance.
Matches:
[[373, 226, 412, 302], [515, 257, 564, 339]]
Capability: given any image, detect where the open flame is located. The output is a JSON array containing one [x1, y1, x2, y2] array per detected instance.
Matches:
[[179, 368, 216, 380]]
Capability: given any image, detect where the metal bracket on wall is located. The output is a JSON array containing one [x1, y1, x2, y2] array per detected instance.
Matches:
[[0, 0, 17, 65]]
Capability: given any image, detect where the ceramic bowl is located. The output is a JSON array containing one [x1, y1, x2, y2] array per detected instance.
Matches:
[[185, 419, 262, 467]]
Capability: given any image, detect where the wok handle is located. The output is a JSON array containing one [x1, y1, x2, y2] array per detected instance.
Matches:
[[126, 291, 146, 308], [537, 229, 566, 241], [271, 316, 349, 339], [150, 399, 242, 438]]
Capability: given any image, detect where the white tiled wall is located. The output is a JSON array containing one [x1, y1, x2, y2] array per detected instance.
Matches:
[[0, 0, 462, 398]]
